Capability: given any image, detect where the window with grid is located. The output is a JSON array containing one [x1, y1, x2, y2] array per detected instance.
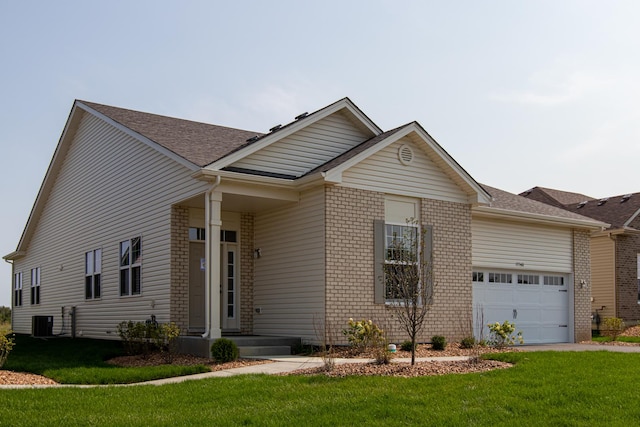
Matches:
[[31, 267, 40, 305], [85, 249, 102, 299], [120, 237, 141, 296], [14, 272, 22, 307]]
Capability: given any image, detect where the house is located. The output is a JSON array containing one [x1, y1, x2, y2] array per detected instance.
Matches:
[[522, 187, 640, 327], [3, 98, 605, 356]]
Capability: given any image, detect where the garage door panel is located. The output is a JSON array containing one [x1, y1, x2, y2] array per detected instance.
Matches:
[[473, 270, 570, 344]]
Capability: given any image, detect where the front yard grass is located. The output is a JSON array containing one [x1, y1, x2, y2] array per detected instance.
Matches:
[[3, 335, 209, 384], [2, 351, 640, 425]]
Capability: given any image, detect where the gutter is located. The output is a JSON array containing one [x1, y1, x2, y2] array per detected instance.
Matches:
[[202, 175, 221, 339]]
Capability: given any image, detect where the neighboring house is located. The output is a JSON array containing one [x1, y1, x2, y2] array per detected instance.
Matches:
[[3, 98, 605, 355], [522, 187, 640, 327]]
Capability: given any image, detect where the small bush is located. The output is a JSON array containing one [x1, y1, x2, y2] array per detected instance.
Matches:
[[460, 336, 476, 349], [0, 325, 15, 368], [602, 317, 625, 340], [211, 338, 239, 363], [400, 340, 418, 352], [431, 335, 447, 350], [487, 321, 524, 348], [153, 322, 181, 363], [342, 318, 384, 353]]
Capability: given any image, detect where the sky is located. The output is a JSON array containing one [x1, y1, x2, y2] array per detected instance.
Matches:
[[1, 1, 639, 307]]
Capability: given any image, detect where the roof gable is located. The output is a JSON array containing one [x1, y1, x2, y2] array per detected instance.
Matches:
[[223, 109, 375, 178], [205, 97, 380, 174], [321, 122, 491, 205]]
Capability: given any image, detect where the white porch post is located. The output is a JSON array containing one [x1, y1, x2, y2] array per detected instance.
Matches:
[[206, 191, 222, 339]]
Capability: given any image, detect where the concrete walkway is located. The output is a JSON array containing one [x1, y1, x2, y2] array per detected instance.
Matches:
[[2, 343, 639, 389]]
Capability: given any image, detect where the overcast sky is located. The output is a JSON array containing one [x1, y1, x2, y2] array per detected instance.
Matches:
[[1, 1, 639, 307]]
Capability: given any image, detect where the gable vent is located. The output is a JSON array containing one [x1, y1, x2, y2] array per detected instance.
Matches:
[[398, 144, 414, 166], [621, 194, 632, 203], [597, 198, 609, 206]]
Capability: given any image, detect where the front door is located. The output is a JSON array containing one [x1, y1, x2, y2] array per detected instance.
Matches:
[[188, 242, 206, 333], [221, 242, 240, 331]]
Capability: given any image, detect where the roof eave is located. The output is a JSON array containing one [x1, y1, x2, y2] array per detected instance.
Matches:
[[473, 205, 609, 230], [3, 251, 26, 261]]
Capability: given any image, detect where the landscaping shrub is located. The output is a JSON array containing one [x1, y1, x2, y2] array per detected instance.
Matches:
[[400, 340, 418, 352], [211, 338, 239, 363], [431, 335, 446, 350], [342, 318, 384, 353], [153, 322, 181, 363], [602, 317, 625, 340], [487, 321, 524, 348], [0, 326, 15, 368], [460, 336, 476, 349]]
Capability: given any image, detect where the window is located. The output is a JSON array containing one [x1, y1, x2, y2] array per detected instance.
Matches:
[[14, 272, 22, 307], [384, 224, 419, 300], [637, 254, 640, 304], [120, 237, 141, 296], [85, 249, 102, 299], [489, 272, 512, 284], [472, 272, 484, 282], [31, 267, 41, 305], [189, 227, 205, 241], [543, 275, 564, 286], [517, 274, 539, 285]]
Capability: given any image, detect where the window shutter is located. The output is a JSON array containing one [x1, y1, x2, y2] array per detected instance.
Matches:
[[422, 224, 434, 302], [374, 219, 385, 304]]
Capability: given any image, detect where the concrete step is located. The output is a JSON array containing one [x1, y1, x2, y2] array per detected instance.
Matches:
[[225, 335, 301, 347], [238, 345, 292, 357]]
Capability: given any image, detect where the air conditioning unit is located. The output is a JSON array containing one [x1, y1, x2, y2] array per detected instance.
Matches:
[[32, 316, 54, 337]]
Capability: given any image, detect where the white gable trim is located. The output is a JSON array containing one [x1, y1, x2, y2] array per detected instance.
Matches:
[[76, 102, 200, 172], [624, 207, 640, 228], [323, 123, 491, 205], [204, 98, 381, 171]]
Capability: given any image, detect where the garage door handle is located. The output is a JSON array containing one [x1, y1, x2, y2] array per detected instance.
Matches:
[[559, 325, 568, 328], [513, 309, 517, 319]]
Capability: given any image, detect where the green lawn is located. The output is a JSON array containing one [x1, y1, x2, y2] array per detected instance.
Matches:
[[3, 335, 209, 384], [2, 351, 640, 426]]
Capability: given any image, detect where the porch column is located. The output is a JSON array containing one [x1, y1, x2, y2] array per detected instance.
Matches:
[[206, 191, 222, 339]]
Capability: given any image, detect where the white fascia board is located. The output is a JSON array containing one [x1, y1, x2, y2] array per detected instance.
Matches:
[[205, 98, 381, 171], [624, 207, 640, 228], [193, 169, 324, 191], [76, 102, 200, 172], [473, 206, 609, 230], [3, 251, 25, 261]]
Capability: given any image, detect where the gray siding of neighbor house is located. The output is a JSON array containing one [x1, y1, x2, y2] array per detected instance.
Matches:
[[252, 186, 326, 341], [11, 111, 209, 338]]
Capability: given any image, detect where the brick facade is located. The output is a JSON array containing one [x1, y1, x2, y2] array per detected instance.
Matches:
[[170, 205, 190, 333], [325, 185, 473, 344], [615, 229, 640, 323], [573, 229, 592, 342], [240, 213, 255, 334]]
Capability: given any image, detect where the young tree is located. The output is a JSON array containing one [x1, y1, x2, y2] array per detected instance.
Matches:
[[383, 220, 435, 365]]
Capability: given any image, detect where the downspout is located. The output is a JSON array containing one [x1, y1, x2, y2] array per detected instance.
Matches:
[[202, 175, 221, 339]]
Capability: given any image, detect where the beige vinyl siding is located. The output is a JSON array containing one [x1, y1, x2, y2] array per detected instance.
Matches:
[[11, 111, 209, 338], [252, 186, 325, 340], [590, 235, 616, 320], [472, 218, 572, 272], [341, 138, 469, 203], [230, 112, 369, 177]]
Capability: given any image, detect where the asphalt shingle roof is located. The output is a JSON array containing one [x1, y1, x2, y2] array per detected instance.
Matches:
[[563, 192, 640, 229], [80, 101, 263, 167]]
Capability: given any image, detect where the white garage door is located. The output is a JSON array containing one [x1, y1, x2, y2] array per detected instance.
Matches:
[[472, 271, 570, 344]]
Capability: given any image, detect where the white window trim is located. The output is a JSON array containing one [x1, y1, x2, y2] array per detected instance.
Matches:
[[119, 237, 142, 297], [85, 249, 102, 300], [31, 267, 41, 305], [14, 271, 23, 307]]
